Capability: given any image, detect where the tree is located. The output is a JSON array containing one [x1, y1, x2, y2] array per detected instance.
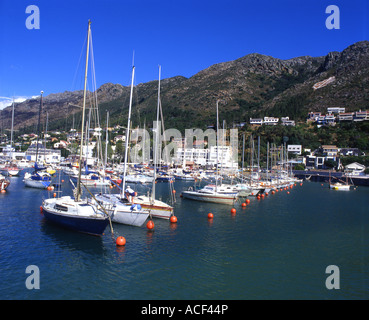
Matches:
[[115, 140, 125, 160], [324, 159, 338, 169]]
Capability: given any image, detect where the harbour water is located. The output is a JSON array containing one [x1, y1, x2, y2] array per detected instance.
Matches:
[[0, 171, 368, 300]]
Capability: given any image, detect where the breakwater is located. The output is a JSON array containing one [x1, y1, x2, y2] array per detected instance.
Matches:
[[293, 170, 369, 186]]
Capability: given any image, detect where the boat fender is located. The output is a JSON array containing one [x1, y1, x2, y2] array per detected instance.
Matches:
[[130, 204, 142, 211]]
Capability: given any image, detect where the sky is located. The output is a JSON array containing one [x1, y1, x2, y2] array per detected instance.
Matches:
[[0, 0, 368, 110]]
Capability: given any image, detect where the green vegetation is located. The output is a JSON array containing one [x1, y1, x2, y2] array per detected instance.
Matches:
[[241, 121, 369, 153]]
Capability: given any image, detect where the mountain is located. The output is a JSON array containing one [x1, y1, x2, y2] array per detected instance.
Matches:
[[1, 40, 369, 133]]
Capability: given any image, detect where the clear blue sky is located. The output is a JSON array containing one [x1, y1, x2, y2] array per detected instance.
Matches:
[[0, 0, 367, 109]]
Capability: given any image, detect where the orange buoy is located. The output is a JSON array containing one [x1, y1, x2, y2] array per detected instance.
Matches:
[[257, 196, 260, 200], [287, 191, 290, 194], [147, 220, 154, 230], [300, 183, 303, 186], [53, 192, 56, 198], [246, 199, 250, 204], [261, 194, 265, 198], [208, 213, 214, 219], [172, 190, 176, 194], [265, 192, 269, 196], [231, 208, 236, 214], [170, 215, 177, 223], [1, 189, 6, 193], [116, 236, 126, 246], [61, 179, 64, 183], [271, 190, 275, 195], [241, 202, 247, 207]]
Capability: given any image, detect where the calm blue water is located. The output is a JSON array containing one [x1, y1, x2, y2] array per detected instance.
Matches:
[[0, 170, 368, 300]]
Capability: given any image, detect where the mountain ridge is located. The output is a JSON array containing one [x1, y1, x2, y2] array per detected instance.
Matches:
[[1, 40, 369, 132]]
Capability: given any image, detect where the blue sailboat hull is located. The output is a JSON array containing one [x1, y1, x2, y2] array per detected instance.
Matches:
[[43, 208, 109, 236]]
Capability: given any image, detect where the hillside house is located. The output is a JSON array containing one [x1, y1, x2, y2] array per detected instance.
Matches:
[[263, 117, 279, 125], [287, 145, 302, 155], [340, 148, 362, 157], [250, 118, 263, 125], [327, 107, 345, 114], [320, 145, 339, 157], [344, 162, 366, 175], [338, 112, 354, 121]]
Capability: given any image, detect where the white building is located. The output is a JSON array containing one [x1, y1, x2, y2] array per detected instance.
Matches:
[[208, 146, 238, 169], [263, 117, 279, 125], [344, 162, 366, 175], [176, 147, 208, 166], [338, 113, 354, 121], [287, 145, 302, 155], [25, 143, 61, 164], [175, 146, 238, 169], [281, 117, 295, 126], [250, 118, 263, 125], [327, 107, 345, 114]]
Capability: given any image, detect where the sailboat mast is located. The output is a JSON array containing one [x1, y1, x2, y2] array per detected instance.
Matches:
[[10, 98, 14, 148], [241, 133, 245, 181], [35, 91, 43, 163], [76, 20, 91, 202], [105, 111, 109, 167], [216, 100, 219, 192], [152, 65, 161, 200], [121, 65, 135, 197]]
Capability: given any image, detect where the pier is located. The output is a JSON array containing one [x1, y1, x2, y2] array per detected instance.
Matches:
[[293, 170, 369, 186]]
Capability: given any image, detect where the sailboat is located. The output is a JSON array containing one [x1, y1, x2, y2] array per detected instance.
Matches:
[[23, 91, 52, 189], [41, 20, 110, 236], [94, 63, 150, 227], [1, 99, 22, 177], [0, 174, 10, 192], [329, 171, 351, 190], [129, 66, 174, 219], [181, 100, 238, 205]]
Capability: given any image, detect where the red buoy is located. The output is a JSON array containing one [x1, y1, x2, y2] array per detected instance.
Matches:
[[246, 199, 251, 204], [208, 213, 214, 219], [147, 220, 154, 230], [241, 202, 247, 207], [231, 208, 236, 214], [116, 236, 126, 246], [287, 191, 290, 194], [170, 215, 177, 223]]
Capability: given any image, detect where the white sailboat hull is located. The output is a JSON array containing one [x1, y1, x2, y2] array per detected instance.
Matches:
[[94, 194, 149, 227], [133, 195, 173, 219], [181, 190, 237, 205], [329, 183, 350, 190]]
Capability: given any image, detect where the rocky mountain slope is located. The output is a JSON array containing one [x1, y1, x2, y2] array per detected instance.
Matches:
[[1, 40, 369, 132]]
